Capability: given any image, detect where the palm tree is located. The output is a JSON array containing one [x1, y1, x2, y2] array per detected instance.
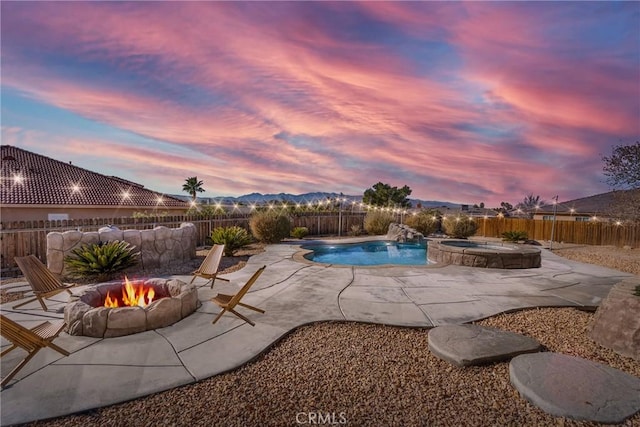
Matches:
[[182, 177, 205, 202]]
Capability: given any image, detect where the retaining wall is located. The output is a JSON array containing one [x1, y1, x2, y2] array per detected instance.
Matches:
[[47, 223, 197, 276]]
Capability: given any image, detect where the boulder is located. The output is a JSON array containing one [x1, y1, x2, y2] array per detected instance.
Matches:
[[386, 223, 424, 243], [588, 277, 640, 360]]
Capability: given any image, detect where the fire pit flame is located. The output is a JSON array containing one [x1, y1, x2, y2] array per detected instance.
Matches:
[[104, 276, 156, 308]]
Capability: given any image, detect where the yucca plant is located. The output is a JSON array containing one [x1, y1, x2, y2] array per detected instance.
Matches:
[[210, 226, 253, 256], [502, 230, 529, 243], [349, 225, 363, 236], [64, 240, 140, 281]]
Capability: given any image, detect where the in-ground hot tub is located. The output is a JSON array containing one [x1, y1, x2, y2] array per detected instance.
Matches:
[[428, 240, 541, 269]]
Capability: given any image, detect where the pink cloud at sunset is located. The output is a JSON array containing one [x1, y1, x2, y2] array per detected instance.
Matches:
[[1, 2, 638, 207]]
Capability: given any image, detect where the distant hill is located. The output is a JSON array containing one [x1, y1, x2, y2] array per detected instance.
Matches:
[[172, 192, 460, 209]]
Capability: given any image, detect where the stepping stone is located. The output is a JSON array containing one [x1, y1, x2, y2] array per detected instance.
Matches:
[[428, 324, 542, 367], [510, 352, 640, 423]]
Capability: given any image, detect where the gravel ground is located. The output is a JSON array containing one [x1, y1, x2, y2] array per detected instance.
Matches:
[[551, 244, 640, 276], [10, 244, 640, 427]]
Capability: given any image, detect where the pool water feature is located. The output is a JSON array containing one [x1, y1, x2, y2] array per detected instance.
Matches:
[[303, 241, 428, 266]]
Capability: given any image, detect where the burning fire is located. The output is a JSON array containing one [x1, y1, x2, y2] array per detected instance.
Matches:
[[104, 276, 156, 308]]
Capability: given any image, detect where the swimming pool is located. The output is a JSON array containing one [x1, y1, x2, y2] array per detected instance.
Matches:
[[302, 241, 429, 266]]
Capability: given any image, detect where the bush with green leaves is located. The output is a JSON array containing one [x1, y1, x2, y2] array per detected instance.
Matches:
[[291, 227, 309, 239], [210, 226, 252, 256], [363, 210, 395, 235], [442, 216, 478, 239], [249, 211, 292, 243], [64, 240, 139, 281], [404, 211, 439, 236], [502, 230, 529, 242]]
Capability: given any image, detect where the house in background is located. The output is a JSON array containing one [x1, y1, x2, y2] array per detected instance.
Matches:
[[433, 205, 498, 219], [1, 145, 190, 222], [533, 190, 639, 222]]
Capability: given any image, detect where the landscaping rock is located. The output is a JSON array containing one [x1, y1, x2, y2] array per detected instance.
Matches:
[[588, 277, 640, 360], [510, 352, 640, 423], [386, 223, 424, 243], [428, 324, 542, 367]]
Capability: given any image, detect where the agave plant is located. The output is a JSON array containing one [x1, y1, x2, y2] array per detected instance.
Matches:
[[64, 240, 140, 281], [502, 230, 529, 243], [210, 226, 252, 256]]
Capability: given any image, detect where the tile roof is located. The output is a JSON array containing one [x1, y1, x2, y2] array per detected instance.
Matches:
[[537, 189, 640, 215], [1, 145, 189, 208]]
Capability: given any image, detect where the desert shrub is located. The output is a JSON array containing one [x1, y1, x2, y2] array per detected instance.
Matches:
[[363, 210, 395, 235], [291, 227, 309, 239], [634, 285, 640, 297], [186, 204, 226, 217], [250, 211, 292, 243], [405, 211, 439, 236], [442, 217, 478, 239], [64, 240, 139, 281], [349, 225, 363, 236], [211, 226, 252, 256], [502, 230, 528, 242]]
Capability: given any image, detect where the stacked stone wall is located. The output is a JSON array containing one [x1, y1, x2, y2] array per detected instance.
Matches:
[[428, 240, 541, 269], [46, 223, 197, 276]]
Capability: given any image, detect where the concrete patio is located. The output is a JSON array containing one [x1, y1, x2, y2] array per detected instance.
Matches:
[[0, 239, 633, 425]]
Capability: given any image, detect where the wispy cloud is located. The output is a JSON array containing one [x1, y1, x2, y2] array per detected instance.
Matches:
[[1, 2, 637, 205]]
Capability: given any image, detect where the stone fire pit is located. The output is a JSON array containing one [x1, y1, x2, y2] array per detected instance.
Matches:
[[64, 278, 199, 338]]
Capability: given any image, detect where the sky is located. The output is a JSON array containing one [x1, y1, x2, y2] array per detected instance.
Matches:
[[1, 1, 638, 207]]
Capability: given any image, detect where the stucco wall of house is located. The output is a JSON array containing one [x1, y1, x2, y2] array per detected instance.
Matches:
[[0, 206, 188, 222], [532, 213, 597, 222]]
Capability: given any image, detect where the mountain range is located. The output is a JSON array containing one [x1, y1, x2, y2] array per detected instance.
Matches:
[[172, 192, 461, 209]]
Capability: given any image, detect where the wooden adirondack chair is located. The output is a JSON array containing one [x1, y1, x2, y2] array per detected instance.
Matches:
[[0, 315, 69, 387], [211, 265, 266, 326], [13, 255, 77, 311], [190, 244, 230, 288]]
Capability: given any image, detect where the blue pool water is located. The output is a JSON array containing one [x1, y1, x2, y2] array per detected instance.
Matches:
[[303, 241, 428, 266]]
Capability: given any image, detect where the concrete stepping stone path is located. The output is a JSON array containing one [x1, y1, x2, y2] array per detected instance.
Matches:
[[428, 324, 542, 367], [510, 352, 640, 424]]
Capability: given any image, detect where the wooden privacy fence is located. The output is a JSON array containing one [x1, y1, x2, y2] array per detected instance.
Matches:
[[475, 217, 640, 247], [0, 213, 367, 273], [2, 214, 637, 274]]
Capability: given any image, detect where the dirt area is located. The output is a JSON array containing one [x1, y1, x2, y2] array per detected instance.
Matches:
[[551, 244, 640, 275]]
